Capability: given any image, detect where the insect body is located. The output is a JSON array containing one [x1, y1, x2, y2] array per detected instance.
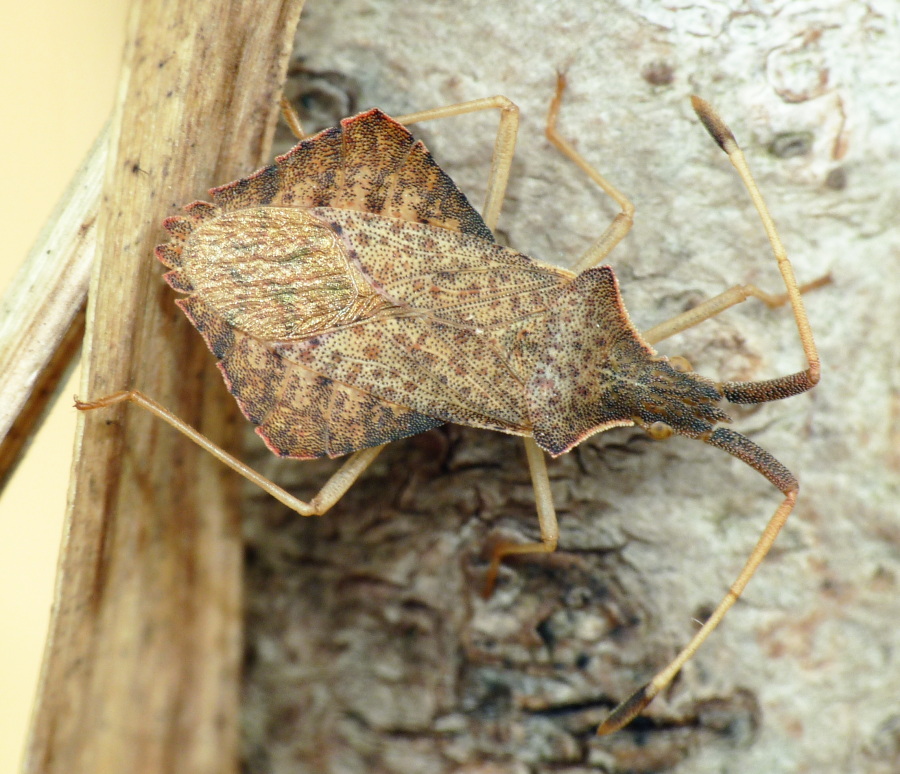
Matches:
[[164, 151, 727, 461], [81, 79, 820, 733]]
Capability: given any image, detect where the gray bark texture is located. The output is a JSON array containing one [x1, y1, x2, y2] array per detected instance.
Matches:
[[241, 2, 900, 772]]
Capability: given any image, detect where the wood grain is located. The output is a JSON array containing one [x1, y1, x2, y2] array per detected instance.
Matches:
[[0, 127, 105, 488], [23, 2, 305, 772]]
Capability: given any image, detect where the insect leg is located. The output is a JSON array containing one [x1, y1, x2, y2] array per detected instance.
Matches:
[[642, 273, 831, 346], [393, 97, 520, 231], [598, 427, 798, 734], [75, 390, 385, 517], [279, 97, 306, 140], [545, 73, 635, 273], [482, 437, 559, 597]]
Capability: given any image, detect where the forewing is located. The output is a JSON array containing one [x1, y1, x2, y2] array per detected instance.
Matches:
[[173, 207, 379, 340], [316, 208, 573, 327], [159, 208, 449, 460], [155, 109, 568, 455], [159, 109, 495, 321], [273, 209, 572, 432]]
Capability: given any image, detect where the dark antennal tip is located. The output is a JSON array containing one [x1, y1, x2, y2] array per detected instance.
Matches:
[[691, 95, 737, 154], [596, 684, 654, 736]]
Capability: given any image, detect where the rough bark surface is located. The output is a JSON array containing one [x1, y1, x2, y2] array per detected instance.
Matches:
[[241, 2, 900, 773]]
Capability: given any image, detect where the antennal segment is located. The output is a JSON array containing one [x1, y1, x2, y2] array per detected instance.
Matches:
[[690, 96, 820, 394], [598, 427, 798, 735]]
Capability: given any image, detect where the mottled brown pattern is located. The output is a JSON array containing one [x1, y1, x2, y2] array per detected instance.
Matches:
[[208, 110, 493, 240], [218, 329, 287, 425], [155, 243, 182, 270], [277, 313, 527, 432], [269, 209, 572, 433], [317, 208, 572, 326], [177, 295, 235, 360], [178, 301, 442, 458], [156, 109, 735, 461], [249, 363, 441, 459], [527, 267, 730, 456], [705, 427, 798, 494], [154, 110, 501, 458], [385, 140, 493, 238], [178, 207, 382, 341], [721, 371, 817, 404]]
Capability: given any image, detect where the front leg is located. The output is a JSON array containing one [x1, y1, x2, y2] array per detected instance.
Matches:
[[545, 73, 636, 273]]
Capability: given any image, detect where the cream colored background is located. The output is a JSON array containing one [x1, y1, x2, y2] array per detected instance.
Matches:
[[0, 1, 126, 769]]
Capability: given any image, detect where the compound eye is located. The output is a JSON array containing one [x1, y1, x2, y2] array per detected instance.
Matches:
[[647, 421, 674, 440], [669, 356, 693, 373]]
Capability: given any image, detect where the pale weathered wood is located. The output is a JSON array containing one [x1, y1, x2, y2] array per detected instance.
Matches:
[[0, 127, 106, 488], [0, 302, 84, 492], [24, 2, 305, 773]]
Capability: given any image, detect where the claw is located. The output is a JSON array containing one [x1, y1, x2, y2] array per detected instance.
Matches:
[[596, 683, 656, 735], [74, 390, 134, 412], [481, 564, 500, 599]]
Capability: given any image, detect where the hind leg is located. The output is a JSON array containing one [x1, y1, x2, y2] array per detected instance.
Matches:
[[76, 390, 385, 517]]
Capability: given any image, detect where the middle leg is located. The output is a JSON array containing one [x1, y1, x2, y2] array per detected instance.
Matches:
[[482, 437, 559, 597]]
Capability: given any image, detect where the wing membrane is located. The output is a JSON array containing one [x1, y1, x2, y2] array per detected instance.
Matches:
[[270, 209, 571, 431], [159, 109, 572, 454]]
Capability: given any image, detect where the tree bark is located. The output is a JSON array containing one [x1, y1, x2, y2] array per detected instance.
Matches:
[[242, 2, 900, 773]]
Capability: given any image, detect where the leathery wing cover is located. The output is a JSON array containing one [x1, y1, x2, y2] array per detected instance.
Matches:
[[156, 109, 728, 459]]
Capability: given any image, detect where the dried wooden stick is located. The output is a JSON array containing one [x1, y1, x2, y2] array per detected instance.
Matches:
[[0, 126, 106, 488], [23, 2, 306, 773]]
